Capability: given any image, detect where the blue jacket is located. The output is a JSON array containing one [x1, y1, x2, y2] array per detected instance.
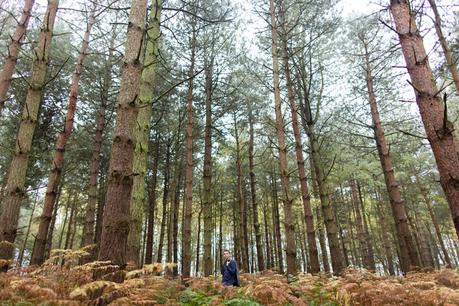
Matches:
[[221, 259, 239, 286]]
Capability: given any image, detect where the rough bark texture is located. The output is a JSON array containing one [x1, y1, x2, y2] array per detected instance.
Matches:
[[97, 0, 148, 267], [31, 1, 97, 265], [0, 0, 59, 266], [182, 23, 196, 279], [310, 159, 330, 273], [127, 0, 162, 267], [279, 4, 319, 273], [428, 0, 459, 93], [268, 0, 297, 277], [202, 51, 213, 276], [0, 0, 35, 116], [248, 108, 265, 272], [81, 29, 116, 250], [308, 132, 343, 275], [361, 31, 419, 273], [390, 0, 459, 241]]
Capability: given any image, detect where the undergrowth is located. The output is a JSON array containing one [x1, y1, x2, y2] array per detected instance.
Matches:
[[0, 249, 458, 305]]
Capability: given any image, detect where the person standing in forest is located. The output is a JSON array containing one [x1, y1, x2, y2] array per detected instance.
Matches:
[[221, 250, 240, 286]]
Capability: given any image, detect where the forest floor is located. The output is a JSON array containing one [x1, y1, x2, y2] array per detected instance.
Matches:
[[1, 252, 459, 306]]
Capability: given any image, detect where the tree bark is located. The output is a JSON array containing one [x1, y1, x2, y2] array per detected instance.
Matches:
[[0, 0, 35, 116], [64, 194, 78, 250], [0, 0, 59, 266], [202, 50, 213, 276], [350, 178, 372, 270], [308, 132, 343, 275], [144, 135, 160, 264], [421, 186, 452, 267], [98, 0, 148, 267], [181, 15, 197, 278], [157, 139, 171, 263], [390, 0, 459, 241], [18, 190, 39, 266], [376, 193, 395, 275], [268, 0, 297, 277], [278, 5, 319, 274], [428, 0, 459, 93], [248, 108, 265, 272], [127, 0, 162, 267], [81, 29, 116, 251], [357, 182, 376, 270], [31, 1, 97, 265], [360, 31, 419, 273], [234, 113, 249, 273], [270, 171, 284, 274]]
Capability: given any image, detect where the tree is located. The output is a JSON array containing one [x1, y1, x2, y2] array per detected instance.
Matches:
[[97, 0, 148, 266], [127, 0, 162, 267], [268, 0, 297, 277], [389, 0, 459, 241], [278, 0, 320, 274], [31, 0, 97, 265], [0, 0, 59, 268], [0, 0, 35, 116]]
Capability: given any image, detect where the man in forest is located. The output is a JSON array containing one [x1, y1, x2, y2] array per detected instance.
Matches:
[[221, 249, 240, 286]]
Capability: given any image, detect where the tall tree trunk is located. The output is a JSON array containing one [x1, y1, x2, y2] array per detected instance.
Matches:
[[376, 193, 395, 275], [64, 194, 78, 250], [94, 175, 106, 247], [144, 135, 160, 264], [421, 186, 452, 267], [98, 0, 148, 266], [81, 29, 116, 252], [428, 0, 459, 93], [268, 0, 297, 277], [31, 1, 97, 265], [45, 181, 63, 258], [202, 51, 213, 276], [278, 6, 319, 274], [360, 34, 419, 273], [58, 192, 73, 249], [18, 190, 39, 266], [308, 132, 343, 274], [232, 196, 241, 268], [248, 108, 265, 272], [234, 114, 249, 273], [350, 178, 372, 270], [182, 19, 196, 279], [173, 156, 183, 276], [271, 171, 284, 273], [0, 0, 35, 116], [127, 0, 162, 267], [390, 0, 459, 240], [167, 141, 181, 275], [157, 139, 171, 263], [195, 200, 202, 276], [0, 0, 59, 266], [310, 159, 329, 273], [262, 198, 272, 269], [357, 182, 376, 270]]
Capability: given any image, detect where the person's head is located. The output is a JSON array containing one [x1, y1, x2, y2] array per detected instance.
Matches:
[[223, 249, 231, 261]]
